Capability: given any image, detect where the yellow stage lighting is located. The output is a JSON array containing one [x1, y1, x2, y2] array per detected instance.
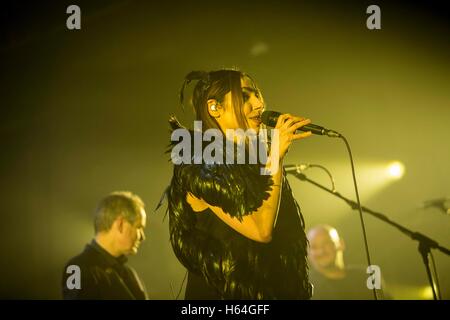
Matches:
[[387, 161, 405, 179]]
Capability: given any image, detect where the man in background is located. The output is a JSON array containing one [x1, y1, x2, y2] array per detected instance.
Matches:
[[62, 191, 148, 299], [307, 224, 387, 300]]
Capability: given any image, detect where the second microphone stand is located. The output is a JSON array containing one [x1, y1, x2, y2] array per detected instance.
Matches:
[[286, 167, 450, 300]]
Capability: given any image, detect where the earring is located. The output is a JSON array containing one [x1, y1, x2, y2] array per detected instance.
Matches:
[[210, 104, 217, 111]]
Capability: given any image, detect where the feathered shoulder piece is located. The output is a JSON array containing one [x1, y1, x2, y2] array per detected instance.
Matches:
[[167, 116, 274, 220]]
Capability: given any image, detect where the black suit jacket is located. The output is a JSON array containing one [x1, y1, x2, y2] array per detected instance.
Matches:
[[62, 240, 147, 300]]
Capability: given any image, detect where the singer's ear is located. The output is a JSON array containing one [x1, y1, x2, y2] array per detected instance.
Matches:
[[207, 99, 222, 118]]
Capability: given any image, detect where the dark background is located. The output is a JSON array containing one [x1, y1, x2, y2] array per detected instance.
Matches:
[[1, 0, 449, 299]]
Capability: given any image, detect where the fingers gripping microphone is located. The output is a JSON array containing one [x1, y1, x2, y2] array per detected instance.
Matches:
[[261, 110, 341, 138]]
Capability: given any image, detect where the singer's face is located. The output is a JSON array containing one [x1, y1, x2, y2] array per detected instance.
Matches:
[[217, 76, 264, 133], [241, 76, 264, 131]]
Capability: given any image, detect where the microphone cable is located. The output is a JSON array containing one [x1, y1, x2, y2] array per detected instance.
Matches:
[[338, 133, 378, 300], [285, 131, 378, 299]]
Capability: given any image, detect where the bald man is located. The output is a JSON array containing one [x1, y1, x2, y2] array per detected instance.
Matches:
[[307, 225, 384, 300]]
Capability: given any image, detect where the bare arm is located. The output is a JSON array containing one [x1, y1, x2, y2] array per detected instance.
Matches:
[[187, 114, 312, 243]]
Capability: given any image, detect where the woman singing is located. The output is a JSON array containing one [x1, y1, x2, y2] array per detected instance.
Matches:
[[166, 69, 313, 299]]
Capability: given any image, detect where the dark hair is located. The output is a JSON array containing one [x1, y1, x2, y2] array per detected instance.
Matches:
[[94, 191, 144, 233], [178, 68, 263, 132]]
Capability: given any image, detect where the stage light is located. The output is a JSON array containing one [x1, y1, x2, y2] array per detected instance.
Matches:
[[328, 228, 340, 243], [387, 161, 405, 179], [419, 286, 434, 300]]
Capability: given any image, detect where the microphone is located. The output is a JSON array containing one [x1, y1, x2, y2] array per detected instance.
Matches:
[[284, 163, 337, 192], [422, 197, 450, 215], [284, 163, 311, 173], [261, 110, 341, 138]]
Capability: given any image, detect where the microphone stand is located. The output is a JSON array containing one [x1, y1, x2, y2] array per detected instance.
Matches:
[[286, 169, 450, 300]]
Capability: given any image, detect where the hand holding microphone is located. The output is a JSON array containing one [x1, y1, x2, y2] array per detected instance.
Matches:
[[268, 113, 313, 159], [261, 110, 341, 138]]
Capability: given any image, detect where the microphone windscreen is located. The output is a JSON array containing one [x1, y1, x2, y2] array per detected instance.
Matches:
[[261, 110, 281, 127]]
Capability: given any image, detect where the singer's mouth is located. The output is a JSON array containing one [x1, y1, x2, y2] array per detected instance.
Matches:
[[249, 113, 262, 123]]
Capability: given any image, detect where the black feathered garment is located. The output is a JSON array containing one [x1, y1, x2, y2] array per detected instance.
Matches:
[[166, 125, 312, 300]]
